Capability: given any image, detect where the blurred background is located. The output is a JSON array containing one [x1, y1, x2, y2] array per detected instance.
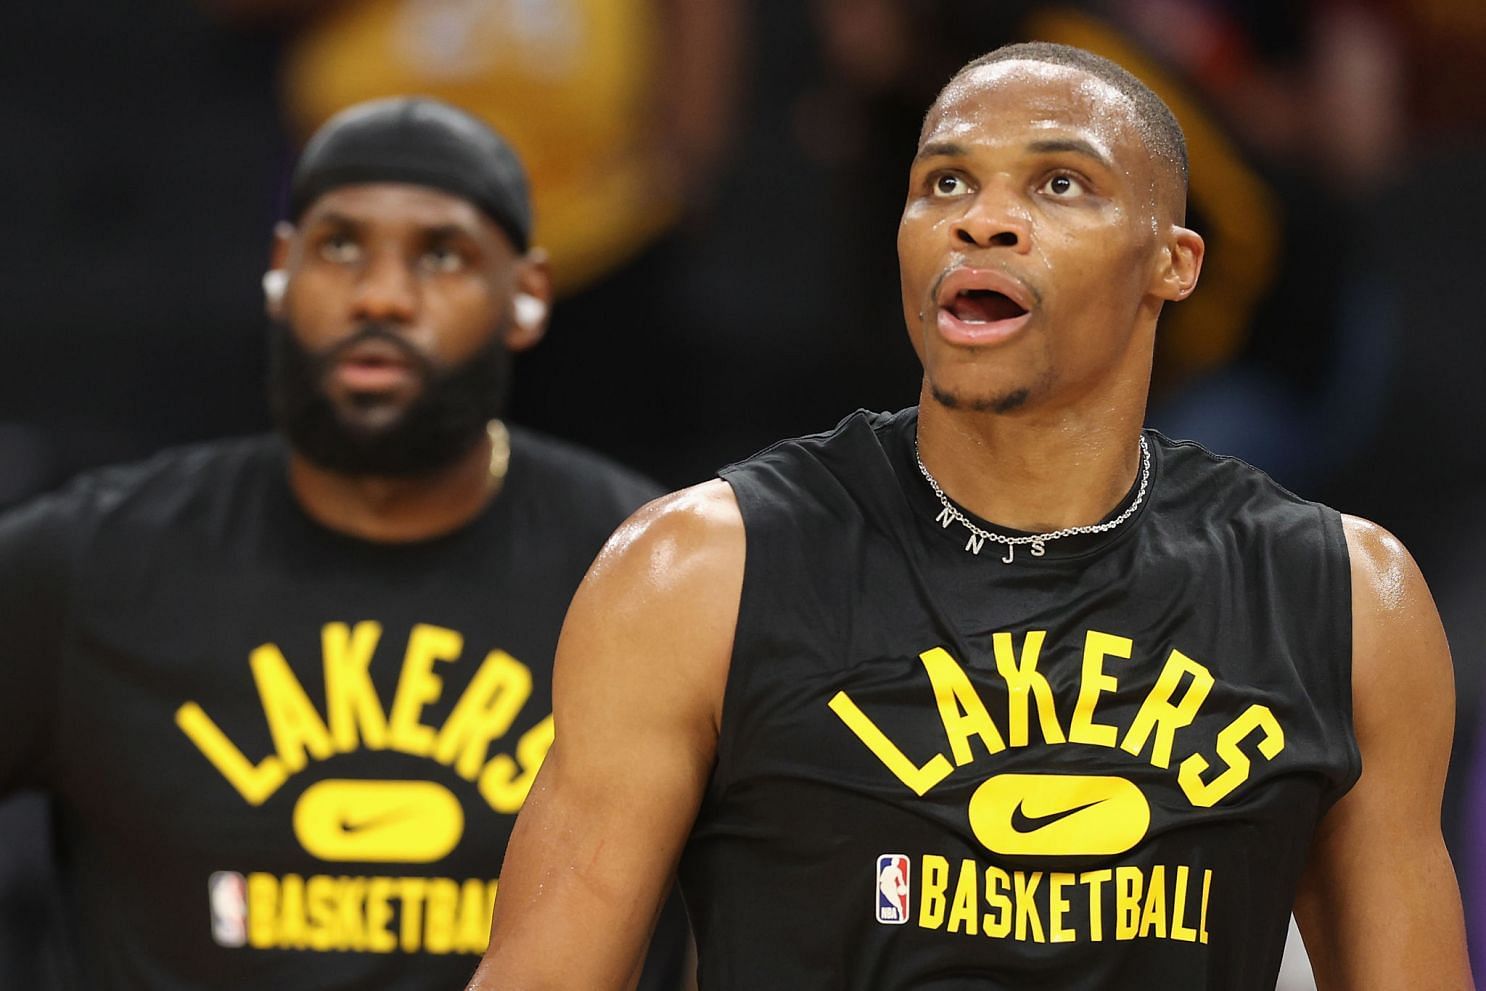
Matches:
[[1, 0, 1483, 986]]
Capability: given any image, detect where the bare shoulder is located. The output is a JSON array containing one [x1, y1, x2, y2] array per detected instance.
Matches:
[[586, 478, 744, 595], [1341, 514, 1439, 643], [555, 479, 745, 738], [1341, 514, 1416, 607], [1339, 514, 1452, 730]]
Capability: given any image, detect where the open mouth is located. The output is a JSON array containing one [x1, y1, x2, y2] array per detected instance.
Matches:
[[946, 289, 1029, 325]]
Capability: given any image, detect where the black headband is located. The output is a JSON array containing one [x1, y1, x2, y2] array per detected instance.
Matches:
[[289, 97, 532, 252]]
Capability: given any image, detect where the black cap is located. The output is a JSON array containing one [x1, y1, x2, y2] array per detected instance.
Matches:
[[289, 97, 532, 252]]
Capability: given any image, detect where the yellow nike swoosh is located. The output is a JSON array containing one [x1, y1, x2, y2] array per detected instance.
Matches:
[[293, 779, 464, 863], [969, 774, 1150, 856]]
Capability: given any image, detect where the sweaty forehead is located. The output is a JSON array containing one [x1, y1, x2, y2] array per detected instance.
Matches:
[[922, 60, 1145, 159]]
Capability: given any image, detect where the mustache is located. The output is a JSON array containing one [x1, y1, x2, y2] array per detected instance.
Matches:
[[315, 322, 435, 376]]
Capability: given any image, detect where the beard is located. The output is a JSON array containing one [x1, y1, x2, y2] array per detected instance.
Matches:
[[267, 319, 512, 477], [929, 383, 1032, 415]]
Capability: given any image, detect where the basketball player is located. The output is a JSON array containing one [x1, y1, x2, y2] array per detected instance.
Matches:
[[0, 98, 685, 988], [470, 44, 1473, 989]]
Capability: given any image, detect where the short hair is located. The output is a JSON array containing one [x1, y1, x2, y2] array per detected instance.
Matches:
[[931, 41, 1188, 194]]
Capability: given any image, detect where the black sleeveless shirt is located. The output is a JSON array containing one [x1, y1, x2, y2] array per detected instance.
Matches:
[[681, 408, 1357, 990]]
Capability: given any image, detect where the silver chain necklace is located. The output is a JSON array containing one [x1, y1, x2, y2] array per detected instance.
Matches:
[[914, 435, 1150, 563]]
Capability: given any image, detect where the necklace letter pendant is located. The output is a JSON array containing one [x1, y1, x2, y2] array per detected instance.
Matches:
[[1002, 540, 1047, 564]]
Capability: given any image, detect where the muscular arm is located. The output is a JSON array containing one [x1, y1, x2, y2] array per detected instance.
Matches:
[[1293, 516, 1473, 989], [466, 481, 744, 991]]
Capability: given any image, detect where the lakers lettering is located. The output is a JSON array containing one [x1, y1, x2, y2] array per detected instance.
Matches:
[[829, 629, 1285, 809], [174, 621, 553, 814]]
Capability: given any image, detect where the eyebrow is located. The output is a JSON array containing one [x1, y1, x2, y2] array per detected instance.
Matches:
[[309, 211, 362, 231], [307, 215, 479, 243], [420, 223, 479, 242], [913, 137, 1115, 169], [914, 140, 968, 163], [1026, 138, 1112, 168]]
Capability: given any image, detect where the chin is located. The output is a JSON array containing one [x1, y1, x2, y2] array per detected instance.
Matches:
[[328, 390, 419, 433], [929, 384, 1032, 415], [925, 357, 1054, 414], [338, 405, 412, 435]]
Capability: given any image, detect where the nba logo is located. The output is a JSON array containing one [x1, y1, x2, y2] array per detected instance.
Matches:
[[876, 854, 910, 925], [208, 871, 248, 948]]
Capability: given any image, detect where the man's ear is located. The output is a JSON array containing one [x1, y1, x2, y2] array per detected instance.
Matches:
[[504, 247, 553, 352], [264, 221, 295, 319], [1153, 224, 1205, 302]]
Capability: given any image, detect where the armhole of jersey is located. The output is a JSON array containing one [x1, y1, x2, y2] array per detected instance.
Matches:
[[707, 468, 762, 805], [1320, 505, 1362, 811], [707, 416, 881, 805]]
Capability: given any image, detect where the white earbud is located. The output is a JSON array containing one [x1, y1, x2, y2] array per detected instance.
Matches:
[[262, 269, 288, 308], [513, 292, 547, 330]]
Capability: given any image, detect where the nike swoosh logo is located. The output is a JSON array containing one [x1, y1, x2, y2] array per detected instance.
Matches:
[[1009, 798, 1106, 833], [970, 774, 1149, 855], [336, 807, 412, 835]]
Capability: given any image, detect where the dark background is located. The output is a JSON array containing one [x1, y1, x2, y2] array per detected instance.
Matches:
[[2, 0, 1484, 985]]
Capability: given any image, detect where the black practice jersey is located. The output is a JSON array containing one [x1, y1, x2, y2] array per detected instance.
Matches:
[[682, 408, 1358, 990], [0, 429, 683, 989]]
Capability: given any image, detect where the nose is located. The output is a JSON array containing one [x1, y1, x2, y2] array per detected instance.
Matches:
[[952, 185, 1032, 254], [351, 249, 417, 323]]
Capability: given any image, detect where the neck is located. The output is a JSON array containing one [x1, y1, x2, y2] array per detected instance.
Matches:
[[287, 433, 496, 543], [915, 385, 1147, 534]]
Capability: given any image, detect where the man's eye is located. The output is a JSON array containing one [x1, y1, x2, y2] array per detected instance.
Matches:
[[932, 174, 970, 198], [1042, 174, 1086, 197], [421, 246, 466, 273], [319, 236, 360, 263]]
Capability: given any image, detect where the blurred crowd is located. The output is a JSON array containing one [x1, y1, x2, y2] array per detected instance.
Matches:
[[2, 0, 1484, 986]]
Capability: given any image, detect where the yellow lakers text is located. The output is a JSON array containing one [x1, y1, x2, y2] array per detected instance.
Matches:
[[831, 630, 1285, 807], [243, 872, 496, 955], [918, 856, 1212, 944], [175, 622, 552, 812]]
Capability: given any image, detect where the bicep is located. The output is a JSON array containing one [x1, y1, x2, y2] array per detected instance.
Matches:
[[473, 485, 742, 990], [1295, 518, 1472, 989]]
